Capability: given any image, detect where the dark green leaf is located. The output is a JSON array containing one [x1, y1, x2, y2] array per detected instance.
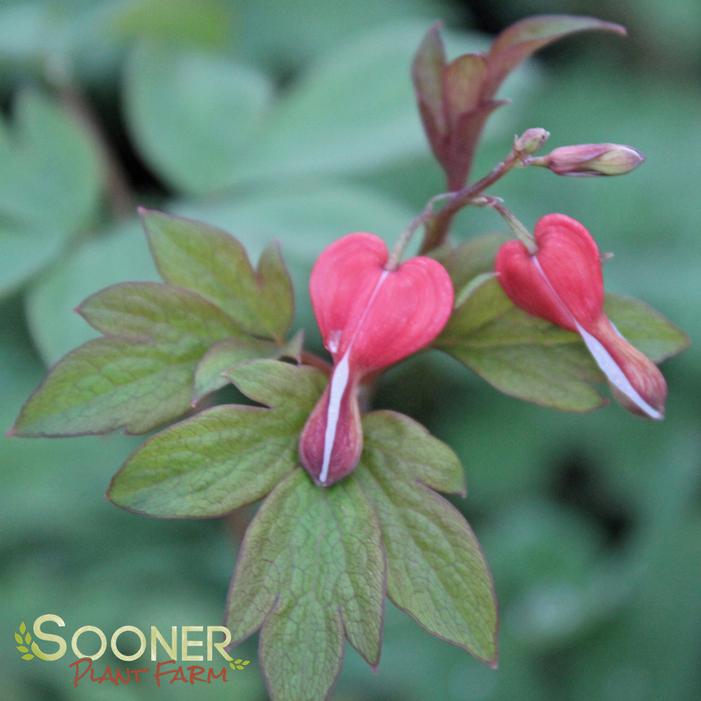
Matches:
[[355, 411, 497, 663], [227, 469, 385, 701], [108, 361, 326, 517], [143, 210, 294, 341]]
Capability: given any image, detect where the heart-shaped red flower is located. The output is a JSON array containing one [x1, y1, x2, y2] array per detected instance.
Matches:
[[300, 232, 453, 486], [496, 213, 667, 419]]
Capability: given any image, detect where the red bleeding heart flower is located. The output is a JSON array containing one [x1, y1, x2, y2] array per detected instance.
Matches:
[[495, 213, 667, 419], [299, 233, 454, 486]]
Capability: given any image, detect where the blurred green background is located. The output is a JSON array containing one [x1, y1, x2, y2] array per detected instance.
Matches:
[[1, 0, 699, 699]]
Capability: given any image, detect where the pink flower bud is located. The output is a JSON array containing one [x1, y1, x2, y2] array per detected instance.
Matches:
[[300, 233, 454, 485], [514, 128, 550, 155], [495, 214, 667, 419], [537, 144, 645, 176]]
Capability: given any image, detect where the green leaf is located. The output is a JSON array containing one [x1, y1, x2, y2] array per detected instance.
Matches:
[[193, 331, 303, 403], [108, 361, 326, 517], [228, 21, 448, 185], [436, 277, 688, 412], [227, 469, 385, 701], [125, 44, 272, 194], [603, 295, 690, 362], [13, 284, 241, 436], [355, 411, 497, 663], [0, 90, 101, 295], [142, 210, 294, 341], [432, 232, 506, 292]]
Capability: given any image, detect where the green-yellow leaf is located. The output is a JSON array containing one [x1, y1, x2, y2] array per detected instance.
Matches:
[[142, 210, 294, 341], [193, 331, 303, 402], [227, 469, 385, 701], [355, 411, 497, 663], [13, 283, 241, 436], [108, 361, 326, 517]]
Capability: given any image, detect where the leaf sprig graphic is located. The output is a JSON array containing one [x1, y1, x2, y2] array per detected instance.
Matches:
[[229, 658, 251, 671], [15, 622, 34, 661]]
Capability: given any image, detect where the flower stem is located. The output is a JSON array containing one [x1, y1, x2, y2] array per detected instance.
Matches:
[[419, 150, 522, 254], [473, 196, 537, 253]]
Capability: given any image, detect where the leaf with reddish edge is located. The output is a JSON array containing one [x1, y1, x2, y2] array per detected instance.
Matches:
[[142, 208, 294, 342], [485, 15, 626, 96], [411, 21, 446, 144], [354, 410, 497, 665], [226, 469, 385, 701], [436, 276, 688, 413], [12, 283, 242, 436], [108, 361, 326, 518], [192, 330, 303, 403]]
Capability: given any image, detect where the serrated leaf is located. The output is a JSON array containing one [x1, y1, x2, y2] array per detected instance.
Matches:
[[108, 361, 326, 517], [19, 622, 26, 634], [143, 210, 294, 341], [486, 15, 626, 95], [24, 632, 31, 644], [125, 44, 272, 193], [21, 653, 33, 661], [14, 284, 242, 436], [193, 331, 303, 402], [436, 277, 688, 412], [354, 411, 497, 663], [17, 645, 28, 653], [14, 632, 22, 644], [227, 469, 385, 701]]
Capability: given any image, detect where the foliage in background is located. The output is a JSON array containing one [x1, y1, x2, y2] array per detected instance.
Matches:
[[1, 1, 700, 700]]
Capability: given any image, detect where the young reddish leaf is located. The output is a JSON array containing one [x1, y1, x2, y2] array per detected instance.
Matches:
[[411, 21, 447, 140], [355, 411, 497, 664], [142, 209, 294, 341], [108, 361, 325, 517], [485, 15, 626, 96], [192, 331, 303, 403], [13, 284, 242, 436], [227, 469, 385, 701], [444, 54, 487, 118]]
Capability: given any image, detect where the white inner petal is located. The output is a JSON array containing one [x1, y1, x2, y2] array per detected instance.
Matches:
[[318, 270, 390, 484], [576, 322, 662, 420], [319, 351, 350, 485], [530, 257, 661, 420]]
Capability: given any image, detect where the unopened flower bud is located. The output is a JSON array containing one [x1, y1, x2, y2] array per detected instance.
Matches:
[[300, 233, 453, 486], [535, 143, 645, 176], [514, 128, 550, 155], [495, 214, 667, 419]]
